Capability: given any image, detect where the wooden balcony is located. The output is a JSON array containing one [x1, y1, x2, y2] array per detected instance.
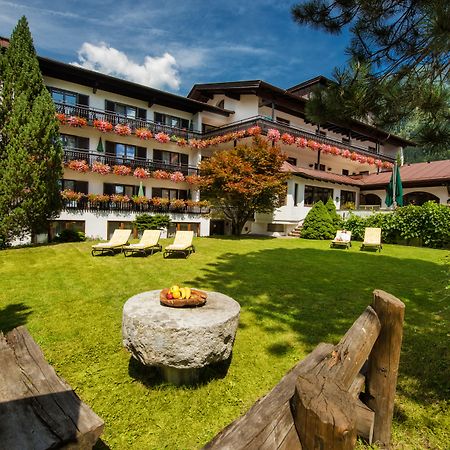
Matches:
[[63, 148, 199, 176], [62, 198, 209, 215], [203, 116, 396, 162], [54, 102, 202, 140]]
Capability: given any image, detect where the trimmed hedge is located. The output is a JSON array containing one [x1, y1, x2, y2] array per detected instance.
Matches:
[[343, 202, 450, 248]]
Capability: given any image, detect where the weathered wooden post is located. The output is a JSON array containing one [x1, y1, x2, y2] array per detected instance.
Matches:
[[291, 306, 381, 450], [365, 290, 405, 448]]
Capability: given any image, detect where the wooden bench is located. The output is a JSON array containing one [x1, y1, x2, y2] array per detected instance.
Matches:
[[204, 290, 405, 450], [0, 326, 104, 449]]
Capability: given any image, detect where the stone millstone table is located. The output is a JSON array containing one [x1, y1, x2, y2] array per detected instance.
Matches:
[[122, 290, 240, 385]]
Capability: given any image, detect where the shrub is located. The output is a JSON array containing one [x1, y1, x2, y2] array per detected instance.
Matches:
[[53, 229, 86, 243], [325, 197, 342, 229], [134, 214, 171, 231], [301, 201, 335, 239]]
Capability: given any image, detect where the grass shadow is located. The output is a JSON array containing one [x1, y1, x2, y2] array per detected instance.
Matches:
[[0, 303, 32, 332]]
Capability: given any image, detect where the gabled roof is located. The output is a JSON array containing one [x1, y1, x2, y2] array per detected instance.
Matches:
[[361, 160, 450, 188], [188, 79, 414, 147], [286, 76, 331, 96], [281, 161, 364, 186]]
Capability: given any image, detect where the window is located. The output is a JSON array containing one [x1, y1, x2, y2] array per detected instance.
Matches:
[[105, 141, 146, 162], [304, 185, 333, 206], [105, 100, 146, 120], [104, 183, 144, 197], [294, 183, 299, 205], [342, 169, 349, 176], [49, 87, 89, 106], [154, 112, 189, 130], [341, 190, 356, 208], [276, 116, 290, 126], [153, 149, 188, 166], [168, 222, 199, 237], [152, 188, 188, 200], [314, 163, 326, 171], [60, 134, 89, 151], [60, 179, 88, 194], [286, 157, 297, 166]]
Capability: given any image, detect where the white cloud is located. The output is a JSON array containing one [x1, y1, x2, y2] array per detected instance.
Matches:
[[72, 42, 181, 91]]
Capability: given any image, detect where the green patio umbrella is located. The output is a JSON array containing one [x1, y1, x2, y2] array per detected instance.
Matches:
[[385, 163, 403, 207], [138, 181, 144, 197]]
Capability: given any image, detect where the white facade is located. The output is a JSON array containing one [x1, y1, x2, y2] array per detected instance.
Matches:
[[42, 67, 409, 240]]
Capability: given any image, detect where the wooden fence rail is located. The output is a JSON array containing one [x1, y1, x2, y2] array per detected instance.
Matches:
[[204, 290, 405, 450]]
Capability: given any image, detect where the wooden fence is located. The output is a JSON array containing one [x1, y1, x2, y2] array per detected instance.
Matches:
[[204, 290, 405, 450]]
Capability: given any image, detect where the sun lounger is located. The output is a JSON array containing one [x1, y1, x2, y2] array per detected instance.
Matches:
[[361, 227, 382, 251], [163, 230, 195, 258], [123, 229, 162, 257], [91, 229, 132, 256], [330, 230, 352, 248]]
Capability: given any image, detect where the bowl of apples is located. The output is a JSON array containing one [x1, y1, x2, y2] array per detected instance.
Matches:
[[160, 285, 207, 308]]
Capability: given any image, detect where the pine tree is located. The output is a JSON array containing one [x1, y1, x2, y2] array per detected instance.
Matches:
[[0, 16, 63, 244], [301, 201, 335, 240]]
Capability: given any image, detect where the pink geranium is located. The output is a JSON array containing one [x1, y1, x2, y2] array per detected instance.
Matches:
[[135, 128, 153, 140], [267, 129, 281, 142], [247, 126, 261, 136], [112, 165, 132, 176], [170, 171, 185, 183], [281, 133, 295, 145], [155, 132, 170, 143], [67, 116, 87, 127], [67, 160, 89, 173], [295, 137, 308, 148], [114, 124, 132, 136], [133, 167, 150, 179], [153, 170, 170, 180], [91, 161, 111, 175], [93, 119, 113, 133]]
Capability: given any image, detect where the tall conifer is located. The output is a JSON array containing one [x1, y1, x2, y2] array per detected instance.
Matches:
[[0, 16, 62, 243]]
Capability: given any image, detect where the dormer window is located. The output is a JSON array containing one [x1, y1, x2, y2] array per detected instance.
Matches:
[[216, 99, 225, 109]]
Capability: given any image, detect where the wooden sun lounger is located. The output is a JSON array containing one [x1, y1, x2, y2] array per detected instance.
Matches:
[[91, 229, 132, 256], [330, 230, 352, 248], [361, 227, 382, 251], [163, 231, 195, 258], [123, 229, 162, 257]]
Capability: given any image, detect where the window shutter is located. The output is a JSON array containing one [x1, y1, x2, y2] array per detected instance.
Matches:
[[137, 108, 147, 120], [105, 100, 115, 112], [105, 141, 115, 155], [180, 153, 189, 166], [77, 94, 89, 106], [136, 146, 147, 159]]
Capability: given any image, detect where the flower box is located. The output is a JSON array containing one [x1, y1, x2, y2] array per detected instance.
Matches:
[[91, 161, 111, 175], [114, 124, 132, 136], [155, 132, 170, 143], [67, 160, 89, 173], [267, 129, 281, 142], [112, 165, 132, 176], [67, 116, 87, 127], [170, 171, 185, 183], [93, 119, 113, 133], [133, 167, 150, 179], [135, 128, 153, 140], [153, 170, 170, 180]]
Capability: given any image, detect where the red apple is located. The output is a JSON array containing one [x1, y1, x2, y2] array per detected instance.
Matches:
[[166, 292, 173, 299]]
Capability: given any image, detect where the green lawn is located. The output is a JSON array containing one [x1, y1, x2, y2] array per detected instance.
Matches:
[[1, 237, 449, 449]]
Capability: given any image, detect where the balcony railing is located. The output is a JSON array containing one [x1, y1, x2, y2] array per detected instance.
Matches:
[[54, 102, 202, 140], [62, 198, 209, 215], [63, 148, 199, 176], [203, 116, 395, 162]]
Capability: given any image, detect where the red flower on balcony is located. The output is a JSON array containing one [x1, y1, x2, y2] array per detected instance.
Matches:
[[382, 161, 393, 169], [367, 157, 375, 165], [133, 167, 150, 179], [281, 133, 295, 145], [357, 155, 367, 164], [55, 113, 66, 124], [247, 126, 262, 136], [67, 116, 87, 127], [67, 159, 89, 172], [375, 159, 383, 168], [93, 119, 113, 133], [92, 161, 111, 175], [185, 174, 201, 185], [111, 194, 131, 203], [341, 149, 351, 158], [153, 170, 170, 180], [267, 129, 281, 142], [88, 193, 110, 203], [295, 137, 308, 148], [189, 138, 207, 149], [112, 165, 132, 176], [176, 137, 188, 147], [350, 152, 358, 161], [61, 189, 84, 201], [135, 128, 153, 140], [132, 195, 148, 204], [331, 146, 341, 155], [114, 124, 132, 136], [155, 132, 170, 143], [170, 171, 185, 183], [307, 139, 320, 150]]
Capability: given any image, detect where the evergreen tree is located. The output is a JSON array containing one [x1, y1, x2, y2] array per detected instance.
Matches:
[[301, 201, 335, 240], [292, 1, 450, 156], [0, 16, 63, 243], [325, 197, 342, 229]]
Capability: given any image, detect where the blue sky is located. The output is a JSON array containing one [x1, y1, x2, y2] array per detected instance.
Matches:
[[0, 0, 351, 95]]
